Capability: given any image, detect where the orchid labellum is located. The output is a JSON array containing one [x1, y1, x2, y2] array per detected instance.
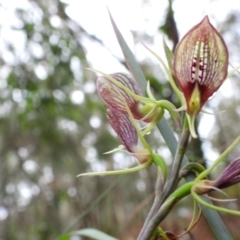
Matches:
[[97, 73, 147, 121], [173, 16, 228, 137]]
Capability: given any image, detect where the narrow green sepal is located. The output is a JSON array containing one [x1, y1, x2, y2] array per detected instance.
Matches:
[[152, 154, 168, 183], [140, 108, 165, 137], [77, 159, 152, 177], [163, 36, 174, 72], [146, 81, 156, 100], [191, 189, 240, 216], [104, 145, 125, 154], [142, 42, 183, 102]]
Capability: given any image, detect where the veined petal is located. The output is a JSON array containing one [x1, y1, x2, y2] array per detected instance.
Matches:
[[174, 16, 228, 115], [215, 157, 240, 189], [106, 107, 137, 152], [193, 157, 240, 195], [97, 73, 144, 119]]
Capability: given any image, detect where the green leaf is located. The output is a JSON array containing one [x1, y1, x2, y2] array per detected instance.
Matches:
[[162, 37, 174, 71], [57, 228, 118, 240], [107, 9, 147, 91]]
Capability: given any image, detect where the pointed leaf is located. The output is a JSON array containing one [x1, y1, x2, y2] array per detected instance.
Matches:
[[108, 9, 147, 90], [58, 229, 118, 240], [163, 36, 174, 71]]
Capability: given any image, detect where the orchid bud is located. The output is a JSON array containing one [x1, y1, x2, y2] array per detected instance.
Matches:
[[106, 107, 151, 163], [193, 157, 240, 195], [214, 157, 240, 189], [174, 16, 228, 116], [97, 73, 145, 120]]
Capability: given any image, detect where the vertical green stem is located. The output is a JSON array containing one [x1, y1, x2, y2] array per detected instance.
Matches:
[[138, 116, 190, 240], [161, 116, 190, 200]]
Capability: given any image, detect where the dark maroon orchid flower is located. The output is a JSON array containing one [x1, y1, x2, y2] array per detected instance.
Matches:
[[214, 157, 240, 189], [174, 16, 228, 116], [193, 157, 240, 195]]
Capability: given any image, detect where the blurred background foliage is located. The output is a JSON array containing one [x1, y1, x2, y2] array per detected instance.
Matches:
[[1, 0, 240, 239]]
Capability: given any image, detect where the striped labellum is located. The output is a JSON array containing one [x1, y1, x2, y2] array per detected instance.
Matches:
[[97, 73, 145, 120], [174, 16, 228, 115]]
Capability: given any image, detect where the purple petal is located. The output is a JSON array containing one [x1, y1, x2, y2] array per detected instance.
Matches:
[[215, 157, 240, 189], [106, 107, 137, 152], [97, 73, 143, 119]]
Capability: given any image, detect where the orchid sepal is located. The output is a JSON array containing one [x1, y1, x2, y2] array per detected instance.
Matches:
[[103, 145, 125, 155], [77, 159, 153, 177], [156, 100, 181, 132], [140, 108, 165, 137], [146, 81, 156, 101], [142, 42, 183, 102], [191, 189, 240, 216], [162, 36, 174, 73], [152, 154, 168, 183], [142, 42, 181, 98]]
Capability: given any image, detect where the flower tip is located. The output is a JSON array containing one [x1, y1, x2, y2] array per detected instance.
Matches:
[[202, 15, 210, 23]]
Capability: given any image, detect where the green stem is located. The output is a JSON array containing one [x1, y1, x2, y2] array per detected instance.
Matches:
[[138, 116, 190, 240], [140, 182, 193, 240], [162, 116, 190, 198], [77, 159, 152, 177]]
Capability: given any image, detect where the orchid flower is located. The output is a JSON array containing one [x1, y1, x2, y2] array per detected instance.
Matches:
[[78, 106, 153, 177], [96, 71, 180, 135], [172, 160, 240, 216], [162, 135, 240, 221], [78, 70, 171, 178], [173, 16, 228, 137], [193, 157, 240, 195], [153, 156, 240, 238], [78, 106, 167, 179]]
